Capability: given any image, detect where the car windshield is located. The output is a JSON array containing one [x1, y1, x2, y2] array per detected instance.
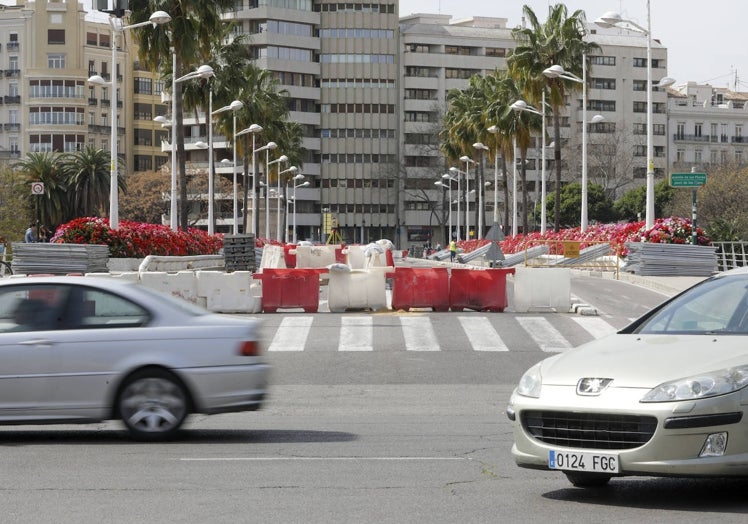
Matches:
[[634, 273, 748, 335]]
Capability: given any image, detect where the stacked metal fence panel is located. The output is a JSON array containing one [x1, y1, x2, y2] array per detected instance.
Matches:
[[622, 242, 717, 276], [223, 235, 256, 273], [11, 243, 109, 274]]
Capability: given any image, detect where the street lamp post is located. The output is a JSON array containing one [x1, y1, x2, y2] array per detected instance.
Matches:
[[595, 6, 675, 229], [251, 141, 277, 239], [459, 156, 475, 238], [542, 61, 606, 231], [266, 153, 287, 240], [273, 156, 290, 240], [88, 11, 170, 230], [278, 166, 298, 242], [435, 174, 455, 241], [448, 167, 465, 241], [292, 178, 309, 244], [473, 143, 489, 238], [509, 100, 543, 236], [212, 100, 244, 234], [236, 124, 263, 236], [486, 126, 501, 228]]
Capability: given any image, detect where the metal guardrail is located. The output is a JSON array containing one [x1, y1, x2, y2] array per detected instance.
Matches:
[[523, 240, 620, 277], [713, 241, 748, 271]]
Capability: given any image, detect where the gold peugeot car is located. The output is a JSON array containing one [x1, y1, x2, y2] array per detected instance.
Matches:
[[507, 267, 748, 487]]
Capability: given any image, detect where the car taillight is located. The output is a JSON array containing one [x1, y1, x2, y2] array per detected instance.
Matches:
[[239, 341, 260, 357]]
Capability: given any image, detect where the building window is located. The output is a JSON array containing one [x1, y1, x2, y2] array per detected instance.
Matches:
[[48, 29, 65, 45], [590, 78, 615, 89], [588, 100, 615, 112], [485, 47, 506, 57], [589, 55, 615, 66], [48, 54, 66, 69], [695, 149, 702, 163]]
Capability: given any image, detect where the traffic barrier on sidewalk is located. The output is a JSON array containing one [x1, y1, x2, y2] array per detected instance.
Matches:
[[294, 245, 339, 268], [253, 268, 326, 313], [513, 267, 571, 312], [259, 244, 287, 270], [449, 267, 515, 312], [390, 267, 450, 312], [139, 271, 200, 306], [327, 267, 388, 312], [196, 271, 261, 313], [283, 244, 297, 268]]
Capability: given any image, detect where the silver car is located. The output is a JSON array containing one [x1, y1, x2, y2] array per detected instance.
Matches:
[[508, 267, 748, 487], [0, 276, 269, 441]]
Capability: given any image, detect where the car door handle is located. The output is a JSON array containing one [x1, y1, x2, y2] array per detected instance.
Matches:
[[18, 339, 54, 347]]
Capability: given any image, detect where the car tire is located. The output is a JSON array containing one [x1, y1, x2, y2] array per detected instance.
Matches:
[[564, 472, 612, 488], [117, 369, 189, 441]]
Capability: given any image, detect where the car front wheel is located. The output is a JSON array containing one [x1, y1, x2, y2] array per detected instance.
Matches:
[[117, 369, 189, 441], [564, 472, 612, 488]]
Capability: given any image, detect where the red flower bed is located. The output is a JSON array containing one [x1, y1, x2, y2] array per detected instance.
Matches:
[[50, 217, 224, 258], [456, 217, 710, 257]]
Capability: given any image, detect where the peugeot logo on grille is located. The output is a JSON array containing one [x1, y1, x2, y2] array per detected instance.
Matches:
[[577, 378, 613, 396]]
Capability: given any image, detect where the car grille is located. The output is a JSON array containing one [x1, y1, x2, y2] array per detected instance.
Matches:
[[522, 410, 658, 450]]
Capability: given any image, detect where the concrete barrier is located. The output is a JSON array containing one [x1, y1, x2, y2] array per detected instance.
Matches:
[[196, 271, 261, 313], [327, 267, 388, 312], [137, 255, 224, 273], [294, 245, 339, 268], [513, 267, 571, 312]]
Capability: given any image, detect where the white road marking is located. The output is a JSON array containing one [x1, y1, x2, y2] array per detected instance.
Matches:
[[180, 457, 468, 462], [401, 316, 439, 351], [571, 316, 618, 340], [516, 316, 573, 352], [268, 316, 313, 351], [458, 316, 508, 351], [339, 316, 373, 351]]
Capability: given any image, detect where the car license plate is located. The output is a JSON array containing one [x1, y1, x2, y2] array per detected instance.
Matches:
[[548, 450, 619, 473]]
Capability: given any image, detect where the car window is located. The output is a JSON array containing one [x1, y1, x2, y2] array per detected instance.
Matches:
[[638, 276, 748, 334], [0, 284, 150, 332], [0, 285, 69, 333], [62, 287, 150, 329]]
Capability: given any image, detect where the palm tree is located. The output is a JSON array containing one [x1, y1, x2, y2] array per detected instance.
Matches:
[[14, 152, 68, 227], [60, 147, 121, 220], [129, 0, 235, 230], [508, 3, 599, 232]]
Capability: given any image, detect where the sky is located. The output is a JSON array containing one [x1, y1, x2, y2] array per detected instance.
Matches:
[[399, 0, 748, 90]]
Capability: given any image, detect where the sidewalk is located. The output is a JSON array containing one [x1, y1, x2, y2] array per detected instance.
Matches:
[[572, 269, 709, 297]]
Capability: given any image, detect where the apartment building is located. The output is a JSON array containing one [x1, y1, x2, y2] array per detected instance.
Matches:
[[668, 81, 748, 170], [4, 2, 692, 247]]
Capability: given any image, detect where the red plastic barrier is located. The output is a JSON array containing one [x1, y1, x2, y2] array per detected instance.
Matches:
[[385, 249, 394, 267], [283, 244, 297, 268], [449, 268, 515, 312], [390, 267, 449, 312], [253, 268, 325, 313], [334, 244, 347, 264]]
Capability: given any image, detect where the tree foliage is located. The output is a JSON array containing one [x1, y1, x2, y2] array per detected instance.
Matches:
[[539, 182, 615, 229]]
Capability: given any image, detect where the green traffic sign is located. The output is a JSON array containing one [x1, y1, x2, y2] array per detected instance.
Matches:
[[669, 172, 707, 188]]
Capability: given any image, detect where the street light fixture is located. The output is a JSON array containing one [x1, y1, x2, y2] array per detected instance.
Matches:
[[595, 7, 676, 229], [473, 143, 489, 238], [212, 100, 244, 234], [265, 153, 287, 240], [88, 10, 171, 230], [510, 100, 542, 236], [236, 124, 264, 236], [278, 165, 298, 241], [544, 59, 605, 231], [459, 156, 475, 239], [154, 64, 215, 231], [273, 156, 290, 240], [448, 167, 465, 241], [288, 174, 309, 244], [253, 142, 278, 239]]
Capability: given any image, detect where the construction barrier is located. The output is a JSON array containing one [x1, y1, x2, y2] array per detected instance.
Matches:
[[327, 267, 388, 312], [253, 268, 326, 313], [449, 267, 515, 312], [390, 267, 449, 312], [513, 267, 571, 313]]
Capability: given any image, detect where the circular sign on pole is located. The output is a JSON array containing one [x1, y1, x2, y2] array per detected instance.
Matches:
[[31, 182, 45, 195]]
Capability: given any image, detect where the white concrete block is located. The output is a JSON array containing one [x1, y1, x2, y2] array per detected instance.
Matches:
[[139, 271, 199, 305], [259, 245, 287, 270], [513, 267, 571, 313], [346, 245, 366, 269], [327, 268, 387, 312], [195, 271, 261, 313], [294, 245, 338, 268]]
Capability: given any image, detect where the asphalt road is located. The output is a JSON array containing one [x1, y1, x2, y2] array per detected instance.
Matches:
[[2, 275, 747, 523]]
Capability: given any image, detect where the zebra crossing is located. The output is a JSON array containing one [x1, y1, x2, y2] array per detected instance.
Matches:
[[261, 312, 630, 353]]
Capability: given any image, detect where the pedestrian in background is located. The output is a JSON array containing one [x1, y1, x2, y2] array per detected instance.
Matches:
[[449, 240, 457, 262], [24, 222, 37, 243]]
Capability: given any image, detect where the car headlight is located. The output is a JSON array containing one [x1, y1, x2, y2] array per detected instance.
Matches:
[[516, 364, 543, 398], [641, 365, 748, 402]]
